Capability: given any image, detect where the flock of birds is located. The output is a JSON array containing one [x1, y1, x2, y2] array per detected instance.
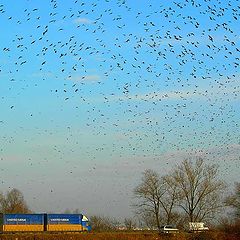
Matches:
[[0, 0, 239, 211]]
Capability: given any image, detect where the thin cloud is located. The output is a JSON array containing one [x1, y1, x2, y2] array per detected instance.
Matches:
[[67, 74, 101, 82], [31, 71, 55, 78], [74, 18, 92, 24]]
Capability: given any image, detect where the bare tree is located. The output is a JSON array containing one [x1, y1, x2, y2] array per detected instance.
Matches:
[[0, 188, 31, 213], [139, 211, 159, 230], [124, 218, 136, 230], [133, 169, 166, 232], [172, 158, 226, 222], [225, 182, 240, 219], [89, 215, 119, 232], [160, 174, 180, 225], [133, 169, 180, 230]]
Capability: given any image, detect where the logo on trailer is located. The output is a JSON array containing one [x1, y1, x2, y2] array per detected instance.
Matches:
[[7, 218, 27, 222], [50, 218, 69, 222]]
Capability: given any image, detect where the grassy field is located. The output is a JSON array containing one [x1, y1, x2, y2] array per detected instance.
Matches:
[[0, 232, 240, 240]]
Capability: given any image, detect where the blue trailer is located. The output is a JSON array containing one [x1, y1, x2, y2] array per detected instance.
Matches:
[[47, 214, 84, 232], [0, 213, 44, 232]]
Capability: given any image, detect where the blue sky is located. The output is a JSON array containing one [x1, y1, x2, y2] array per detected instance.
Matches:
[[0, 0, 239, 218]]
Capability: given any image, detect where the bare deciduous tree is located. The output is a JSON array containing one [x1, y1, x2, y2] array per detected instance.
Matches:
[[133, 169, 166, 232], [172, 158, 226, 222], [133, 169, 181, 230], [0, 188, 31, 213], [225, 182, 240, 219], [139, 211, 158, 230], [160, 174, 180, 224], [89, 215, 119, 232], [133, 159, 226, 229], [124, 218, 136, 230]]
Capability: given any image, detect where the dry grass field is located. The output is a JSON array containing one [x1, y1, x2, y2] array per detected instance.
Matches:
[[0, 232, 240, 240]]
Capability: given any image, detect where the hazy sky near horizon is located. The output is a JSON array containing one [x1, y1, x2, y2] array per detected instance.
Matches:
[[0, 0, 239, 218]]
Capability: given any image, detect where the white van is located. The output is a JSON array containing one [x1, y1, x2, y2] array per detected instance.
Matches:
[[160, 225, 179, 233]]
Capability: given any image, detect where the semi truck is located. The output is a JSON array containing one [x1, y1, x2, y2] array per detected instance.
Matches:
[[0, 213, 91, 233], [188, 222, 209, 232]]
